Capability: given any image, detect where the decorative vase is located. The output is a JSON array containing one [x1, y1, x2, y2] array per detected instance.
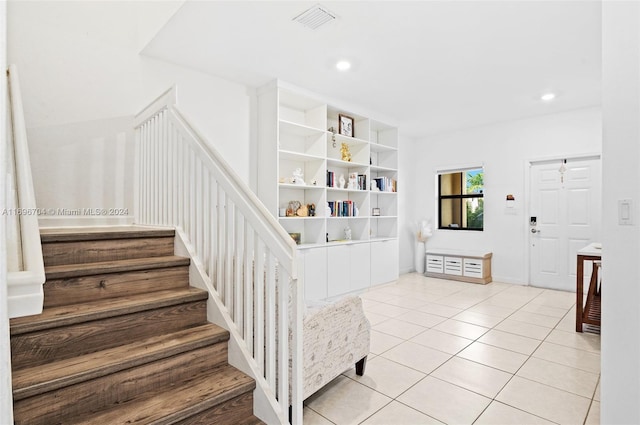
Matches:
[[415, 241, 426, 274]]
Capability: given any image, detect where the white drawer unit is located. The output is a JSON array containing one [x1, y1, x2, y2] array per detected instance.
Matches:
[[444, 257, 463, 276], [426, 255, 444, 273], [463, 258, 483, 278], [425, 249, 492, 284]]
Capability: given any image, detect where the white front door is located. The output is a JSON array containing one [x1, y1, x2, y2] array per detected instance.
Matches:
[[529, 157, 601, 291]]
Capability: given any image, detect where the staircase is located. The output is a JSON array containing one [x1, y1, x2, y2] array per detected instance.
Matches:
[[10, 226, 263, 424]]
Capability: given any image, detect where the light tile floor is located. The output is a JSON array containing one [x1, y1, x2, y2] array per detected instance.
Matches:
[[304, 273, 601, 425]]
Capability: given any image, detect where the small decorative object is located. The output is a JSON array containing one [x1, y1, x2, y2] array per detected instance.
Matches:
[[289, 233, 301, 245], [506, 194, 515, 209], [344, 226, 352, 240], [338, 114, 354, 137], [287, 200, 301, 217], [297, 204, 309, 217], [348, 172, 358, 190], [328, 126, 337, 148], [558, 159, 567, 183], [312, 179, 317, 186], [325, 205, 331, 216], [372, 208, 381, 216], [279, 208, 286, 217], [414, 219, 433, 274], [292, 168, 305, 185], [506, 194, 515, 201], [340, 142, 352, 162], [307, 203, 316, 217], [339, 174, 346, 189]]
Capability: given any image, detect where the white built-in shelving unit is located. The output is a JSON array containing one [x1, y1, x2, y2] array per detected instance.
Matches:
[[256, 81, 399, 300]]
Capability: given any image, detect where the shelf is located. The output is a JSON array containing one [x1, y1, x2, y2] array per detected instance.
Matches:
[[279, 119, 327, 137], [370, 215, 398, 219], [370, 190, 397, 195], [278, 216, 324, 220], [327, 187, 368, 193], [327, 216, 367, 220], [279, 150, 325, 162], [326, 239, 370, 247], [327, 158, 369, 168], [369, 237, 398, 243], [333, 133, 369, 146], [279, 183, 324, 190], [370, 164, 397, 172], [370, 143, 398, 153]]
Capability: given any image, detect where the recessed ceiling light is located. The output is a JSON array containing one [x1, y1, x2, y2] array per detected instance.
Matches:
[[336, 60, 351, 71], [541, 93, 556, 101]]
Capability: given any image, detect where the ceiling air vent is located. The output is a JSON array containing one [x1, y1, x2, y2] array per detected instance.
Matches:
[[293, 4, 336, 30]]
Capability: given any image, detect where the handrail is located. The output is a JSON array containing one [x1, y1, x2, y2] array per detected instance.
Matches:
[[134, 88, 303, 424], [6, 65, 45, 318]]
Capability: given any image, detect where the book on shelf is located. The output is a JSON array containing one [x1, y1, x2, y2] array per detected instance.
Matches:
[[327, 200, 358, 217], [326, 170, 334, 188], [372, 177, 397, 192], [357, 174, 367, 191]]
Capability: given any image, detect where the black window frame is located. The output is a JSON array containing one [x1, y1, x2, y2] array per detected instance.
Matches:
[[438, 168, 484, 231]]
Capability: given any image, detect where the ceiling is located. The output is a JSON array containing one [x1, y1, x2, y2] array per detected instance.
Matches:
[[142, 1, 602, 138]]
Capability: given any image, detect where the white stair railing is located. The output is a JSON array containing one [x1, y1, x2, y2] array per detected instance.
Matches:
[[5, 65, 45, 319], [134, 87, 304, 424]]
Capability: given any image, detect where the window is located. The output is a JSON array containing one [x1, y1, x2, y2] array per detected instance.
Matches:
[[438, 168, 484, 230]]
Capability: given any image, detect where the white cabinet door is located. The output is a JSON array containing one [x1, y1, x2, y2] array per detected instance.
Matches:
[[370, 239, 399, 286], [300, 248, 327, 301], [327, 245, 349, 297], [349, 243, 371, 292]]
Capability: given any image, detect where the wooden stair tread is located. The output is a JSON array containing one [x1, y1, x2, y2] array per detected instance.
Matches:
[[69, 364, 256, 425], [40, 226, 175, 242], [239, 416, 266, 425], [10, 288, 208, 335], [45, 255, 190, 279], [12, 323, 229, 400]]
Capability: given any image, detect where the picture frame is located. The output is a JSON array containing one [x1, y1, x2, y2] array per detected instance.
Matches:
[[288, 232, 301, 245], [338, 114, 354, 138], [372, 208, 381, 216]]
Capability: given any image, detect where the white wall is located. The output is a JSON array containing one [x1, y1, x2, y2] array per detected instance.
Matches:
[[413, 107, 602, 284], [399, 134, 418, 274], [601, 2, 640, 423], [7, 1, 251, 226]]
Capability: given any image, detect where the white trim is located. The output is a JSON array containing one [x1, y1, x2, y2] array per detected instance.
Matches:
[[527, 152, 601, 166], [435, 162, 484, 174], [1, 2, 15, 420]]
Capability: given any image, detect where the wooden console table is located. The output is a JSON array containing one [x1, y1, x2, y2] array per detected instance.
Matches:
[[576, 243, 602, 332]]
